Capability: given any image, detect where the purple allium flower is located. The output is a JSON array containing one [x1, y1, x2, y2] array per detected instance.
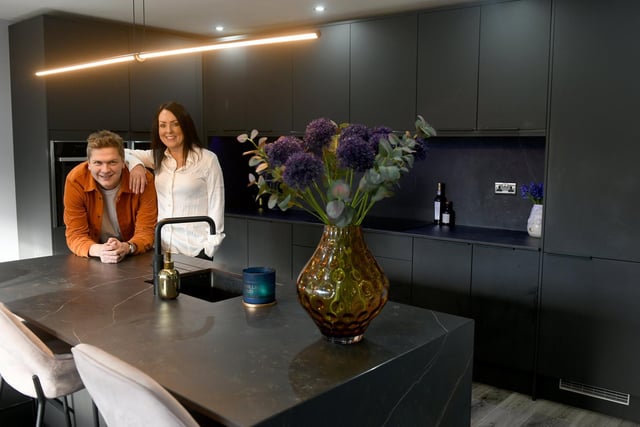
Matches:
[[304, 118, 337, 154], [336, 136, 375, 172], [413, 137, 428, 161], [340, 124, 369, 142], [264, 136, 303, 167], [283, 152, 324, 190], [367, 126, 393, 151], [521, 182, 544, 204]]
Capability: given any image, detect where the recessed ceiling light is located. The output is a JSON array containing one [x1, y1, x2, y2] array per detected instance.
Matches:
[[314, 5, 325, 13], [215, 26, 224, 32]]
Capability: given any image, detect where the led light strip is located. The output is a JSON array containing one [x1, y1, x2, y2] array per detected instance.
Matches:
[[36, 31, 319, 77]]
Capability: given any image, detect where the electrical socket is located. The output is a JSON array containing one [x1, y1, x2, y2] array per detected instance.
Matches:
[[495, 182, 517, 195]]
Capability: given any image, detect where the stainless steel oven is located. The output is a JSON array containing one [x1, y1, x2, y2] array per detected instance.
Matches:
[[50, 139, 151, 254]]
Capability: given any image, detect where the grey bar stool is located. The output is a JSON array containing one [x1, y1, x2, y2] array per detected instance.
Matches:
[[72, 343, 199, 427], [0, 302, 86, 427]]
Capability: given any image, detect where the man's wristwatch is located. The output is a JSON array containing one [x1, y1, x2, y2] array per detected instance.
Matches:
[[128, 242, 135, 255]]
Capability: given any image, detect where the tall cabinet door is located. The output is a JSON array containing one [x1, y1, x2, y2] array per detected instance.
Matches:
[[539, 253, 640, 397], [477, 0, 551, 131], [417, 6, 480, 131], [43, 16, 130, 132], [350, 14, 417, 130], [204, 48, 248, 135], [245, 45, 293, 135], [292, 23, 350, 132], [544, 0, 640, 262], [130, 31, 203, 135]]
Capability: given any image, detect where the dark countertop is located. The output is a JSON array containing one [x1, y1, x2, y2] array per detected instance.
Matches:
[[226, 207, 540, 250], [0, 252, 474, 426]]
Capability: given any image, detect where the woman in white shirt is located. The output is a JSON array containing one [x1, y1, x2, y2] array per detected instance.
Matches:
[[127, 101, 225, 259]]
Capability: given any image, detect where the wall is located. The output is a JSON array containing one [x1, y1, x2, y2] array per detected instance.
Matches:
[[0, 20, 19, 261]]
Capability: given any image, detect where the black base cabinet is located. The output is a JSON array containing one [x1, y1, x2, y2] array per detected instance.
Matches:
[[247, 220, 292, 282], [471, 245, 540, 394], [214, 216, 248, 271], [362, 230, 413, 305], [538, 253, 640, 422], [412, 237, 472, 317]]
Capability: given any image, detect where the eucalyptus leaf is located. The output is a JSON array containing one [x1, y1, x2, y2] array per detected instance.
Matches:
[[333, 207, 354, 227], [248, 155, 263, 167], [268, 194, 278, 209], [326, 200, 345, 219], [278, 194, 292, 210]]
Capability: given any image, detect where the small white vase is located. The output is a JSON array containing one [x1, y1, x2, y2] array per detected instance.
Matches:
[[527, 204, 543, 238]]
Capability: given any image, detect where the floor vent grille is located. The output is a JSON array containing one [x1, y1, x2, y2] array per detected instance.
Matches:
[[559, 379, 630, 406]]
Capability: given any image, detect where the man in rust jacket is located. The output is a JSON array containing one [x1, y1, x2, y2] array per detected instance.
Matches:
[[64, 130, 157, 263]]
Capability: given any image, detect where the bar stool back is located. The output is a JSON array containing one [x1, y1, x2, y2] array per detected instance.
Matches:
[[72, 343, 199, 427], [0, 302, 85, 427]]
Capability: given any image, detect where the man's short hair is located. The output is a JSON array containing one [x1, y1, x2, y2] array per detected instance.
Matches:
[[86, 130, 125, 160]]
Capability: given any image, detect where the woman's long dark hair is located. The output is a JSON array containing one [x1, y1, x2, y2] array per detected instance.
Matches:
[[150, 101, 203, 169]]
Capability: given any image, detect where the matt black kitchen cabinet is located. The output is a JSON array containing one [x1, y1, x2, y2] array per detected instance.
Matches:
[[129, 30, 203, 134], [203, 48, 248, 135], [214, 216, 249, 271], [471, 245, 539, 393], [41, 15, 131, 132], [247, 220, 292, 281], [9, 14, 132, 258], [544, 0, 640, 262], [477, 0, 550, 132], [292, 223, 323, 280], [350, 14, 417, 130], [417, 6, 479, 132], [417, 0, 550, 134], [412, 237, 471, 317], [292, 23, 350, 132], [538, 254, 640, 402], [245, 44, 293, 135], [363, 230, 413, 304], [205, 43, 292, 135]]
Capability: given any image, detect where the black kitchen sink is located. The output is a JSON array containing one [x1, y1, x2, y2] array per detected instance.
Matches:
[[147, 269, 243, 303]]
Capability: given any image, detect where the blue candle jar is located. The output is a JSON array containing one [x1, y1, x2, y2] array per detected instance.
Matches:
[[242, 267, 276, 306]]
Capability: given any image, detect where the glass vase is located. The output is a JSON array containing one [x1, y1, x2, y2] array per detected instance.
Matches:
[[527, 204, 543, 238], [296, 225, 389, 344]]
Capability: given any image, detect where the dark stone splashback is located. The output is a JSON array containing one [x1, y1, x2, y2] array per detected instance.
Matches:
[[211, 135, 545, 232], [370, 136, 546, 231]]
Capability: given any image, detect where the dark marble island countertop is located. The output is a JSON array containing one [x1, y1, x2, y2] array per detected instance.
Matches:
[[0, 252, 474, 426]]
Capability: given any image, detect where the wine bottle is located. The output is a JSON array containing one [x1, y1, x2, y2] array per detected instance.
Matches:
[[434, 182, 446, 225], [442, 201, 455, 226]]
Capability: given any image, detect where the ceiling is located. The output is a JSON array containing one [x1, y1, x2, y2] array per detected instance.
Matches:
[[0, 0, 475, 38]]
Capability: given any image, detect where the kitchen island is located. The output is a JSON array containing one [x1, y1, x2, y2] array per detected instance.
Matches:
[[0, 252, 474, 426]]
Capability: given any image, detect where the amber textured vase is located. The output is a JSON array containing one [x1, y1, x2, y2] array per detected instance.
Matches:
[[296, 225, 389, 344]]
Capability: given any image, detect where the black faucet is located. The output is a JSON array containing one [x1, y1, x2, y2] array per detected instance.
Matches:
[[152, 216, 216, 295]]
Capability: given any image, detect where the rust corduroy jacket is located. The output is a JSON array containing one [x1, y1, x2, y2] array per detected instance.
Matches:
[[63, 162, 157, 257]]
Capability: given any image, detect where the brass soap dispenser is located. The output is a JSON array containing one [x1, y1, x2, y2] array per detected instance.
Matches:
[[158, 251, 180, 300]]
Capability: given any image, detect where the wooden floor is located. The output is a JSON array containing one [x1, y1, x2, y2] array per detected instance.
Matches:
[[472, 383, 640, 427]]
